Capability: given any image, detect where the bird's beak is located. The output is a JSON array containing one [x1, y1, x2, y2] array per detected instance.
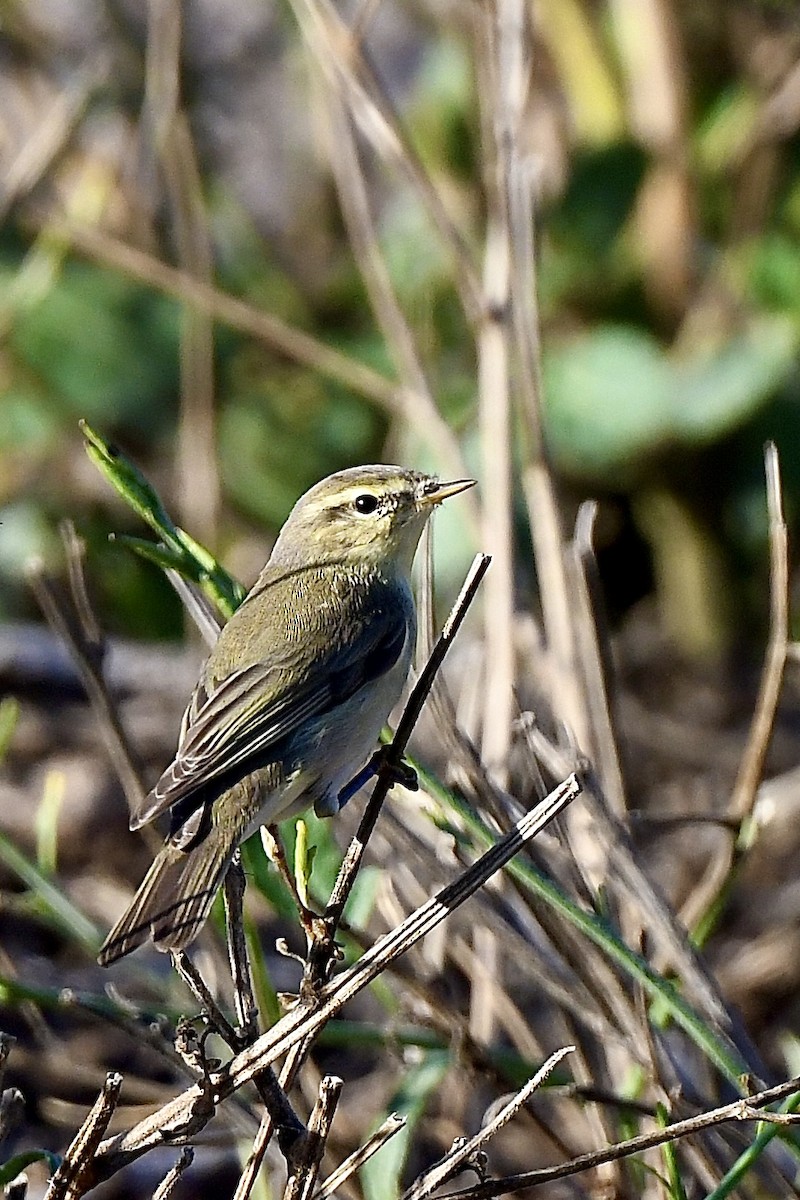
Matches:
[[418, 478, 476, 507]]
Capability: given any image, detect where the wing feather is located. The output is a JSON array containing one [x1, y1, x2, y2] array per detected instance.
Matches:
[[131, 575, 410, 829]]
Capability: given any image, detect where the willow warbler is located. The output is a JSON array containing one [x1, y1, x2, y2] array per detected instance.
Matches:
[[98, 466, 474, 964]]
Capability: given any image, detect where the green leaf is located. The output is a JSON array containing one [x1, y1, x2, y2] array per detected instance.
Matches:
[[35, 769, 64, 876], [674, 318, 797, 443], [543, 321, 796, 482], [294, 819, 314, 910], [360, 1049, 451, 1200], [8, 259, 179, 426], [543, 326, 673, 479]]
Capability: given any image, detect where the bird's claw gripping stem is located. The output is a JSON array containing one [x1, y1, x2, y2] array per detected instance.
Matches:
[[337, 748, 418, 807]]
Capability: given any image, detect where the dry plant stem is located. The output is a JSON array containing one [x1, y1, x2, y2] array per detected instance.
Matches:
[[223, 854, 259, 1042], [0, 1087, 24, 1145], [312, 1114, 406, 1199], [0, 64, 100, 222], [164, 568, 222, 648], [387, 821, 623, 1052], [172, 950, 305, 1152], [145, 0, 219, 546], [44, 1072, 122, 1200], [152, 1148, 194, 1200], [320, 84, 474, 497], [439, 1076, 800, 1200], [224, 855, 308, 1156], [501, 20, 586, 750], [234, 1042, 308, 1200], [289, 0, 482, 320], [681, 442, 789, 934], [283, 1075, 343, 1200], [88, 774, 580, 1185], [171, 951, 239, 1048], [568, 503, 628, 818], [311, 553, 492, 966], [473, 0, 516, 777], [727, 442, 788, 823], [26, 542, 148, 817], [403, 1046, 575, 1200], [46, 219, 405, 414]]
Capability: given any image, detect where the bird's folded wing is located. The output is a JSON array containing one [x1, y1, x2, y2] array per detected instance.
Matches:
[[130, 603, 408, 829]]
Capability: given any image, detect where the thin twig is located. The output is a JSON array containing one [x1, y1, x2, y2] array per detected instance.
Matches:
[[233, 1042, 309, 1200], [319, 81, 475, 498], [313, 1113, 406, 1199], [438, 1077, 800, 1200], [283, 1075, 343, 1200], [472, 1, 516, 777], [172, 949, 306, 1155], [680, 442, 790, 937], [223, 851, 308, 1159], [144, 0, 219, 546], [728, 442, 788, 823], [306, 553, 492, 989], [403, 1046, 575, 1200], [518, 721, 735, 1030], [497, 0, 587, 754], [152, 1148, 194, 1200], [224, 853, 259, 1043], [567, 502, 628, 819], [288, 0, 482, 320], [171, 951, 239, 1047], [44, 1072, 123, 1200], [26, 548, 148, 818]]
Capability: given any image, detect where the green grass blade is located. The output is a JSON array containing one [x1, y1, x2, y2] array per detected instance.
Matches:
[[703, 1090, 800, 1200], [35, 769, 64, 876], [0, 698, 20, 762], [360, 1049, 451, 1200], [0, 831, 100, 954]]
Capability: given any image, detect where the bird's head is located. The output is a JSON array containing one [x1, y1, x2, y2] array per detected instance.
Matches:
[[271, 465, 475, 574]]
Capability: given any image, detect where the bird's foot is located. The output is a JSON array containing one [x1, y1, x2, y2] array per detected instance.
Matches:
[[368, 747, 419, 792], [337, 749, 418, 809]]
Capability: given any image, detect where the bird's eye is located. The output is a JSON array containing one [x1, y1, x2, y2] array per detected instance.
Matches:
[[354, 493, 379, 515]]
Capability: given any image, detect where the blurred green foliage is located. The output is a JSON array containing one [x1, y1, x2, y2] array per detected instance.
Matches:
[[1, 3, 799, 652]]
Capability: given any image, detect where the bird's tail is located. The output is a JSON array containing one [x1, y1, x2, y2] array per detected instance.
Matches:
[[97, 823, 235, 966]]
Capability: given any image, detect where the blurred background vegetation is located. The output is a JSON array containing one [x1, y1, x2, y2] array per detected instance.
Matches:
[[1, 0, 799, 658]]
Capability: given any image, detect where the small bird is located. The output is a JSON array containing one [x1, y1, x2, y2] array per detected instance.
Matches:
[[98, 465, 474, 964]]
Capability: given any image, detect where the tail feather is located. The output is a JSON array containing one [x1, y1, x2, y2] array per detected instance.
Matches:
[[98, 826, 235, 966]]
